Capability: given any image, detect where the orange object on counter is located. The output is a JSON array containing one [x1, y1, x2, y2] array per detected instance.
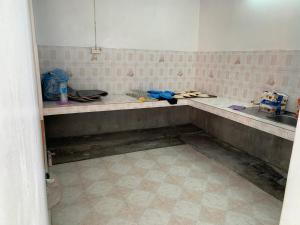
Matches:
[[296, 98, 300, 118]]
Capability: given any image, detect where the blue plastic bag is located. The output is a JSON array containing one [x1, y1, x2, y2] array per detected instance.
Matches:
[[42, 68, 69, 101]]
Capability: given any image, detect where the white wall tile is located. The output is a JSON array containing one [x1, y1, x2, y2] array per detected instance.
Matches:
[[38, 46, 300, 112]]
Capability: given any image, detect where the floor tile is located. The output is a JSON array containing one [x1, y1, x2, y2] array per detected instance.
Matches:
[[127, 189, 155, 207], [173, 200, 201, 221], [198, 206, 226, 225], [134, 159, 156, 169], [168, 216, 197, 225], [58, 172, 81, 187], [157, 183, 182, 199], [149, 195, 177, 212], [85, 180, 114, 198], [106, 218, 137, 225], [58, 185, 86, 206], [225, 211, 261, 225], [202, 192, 229, 210], [183, 177, 207, 192], [139, 208, 170, 225], [80, 167, 108, 182], [51, 201, 91, 225], [50, 144, 282, 225], [117, 175, 142, 189], [252, 199, 282, 224], [109, 162, 132, 175], [92, 197, 126, 216], [168, 165, 191, 177], [145, 169, 167, 182]]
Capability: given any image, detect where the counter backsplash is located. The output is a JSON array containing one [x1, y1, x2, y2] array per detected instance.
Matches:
[[38, 46, 300, 112], [196, 50, 300, 113], [38, 46, 199, 95]]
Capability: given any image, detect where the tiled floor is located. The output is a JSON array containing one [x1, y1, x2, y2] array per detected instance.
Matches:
[[50, 145, 282, 225]]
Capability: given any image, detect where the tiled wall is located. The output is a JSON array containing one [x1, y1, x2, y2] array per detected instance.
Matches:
[[38, 46, 300, 112], [195, 50, 300, 112], [38, 46, 199, 94]]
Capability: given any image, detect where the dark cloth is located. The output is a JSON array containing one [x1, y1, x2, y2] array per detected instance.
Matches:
[[68, 87, 108, 102], [166, 98, 178, 105], [77, 90, 108, 98]]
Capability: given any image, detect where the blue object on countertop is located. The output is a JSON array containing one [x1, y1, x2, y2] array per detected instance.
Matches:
[[147, 90, 175, 100], [42, 68, 69, 101], [260, 99, 282, 107], [260, 98, 284, 115]]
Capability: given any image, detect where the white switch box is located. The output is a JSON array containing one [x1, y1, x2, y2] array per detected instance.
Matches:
[[91, 47, 101, 54]]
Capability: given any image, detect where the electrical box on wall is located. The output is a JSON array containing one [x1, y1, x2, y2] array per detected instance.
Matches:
[[91, 47, 101, 54]]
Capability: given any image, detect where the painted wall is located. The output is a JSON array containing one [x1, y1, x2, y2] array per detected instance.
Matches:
[[0, 0, 49, 225], [198, 0, 300, 51], [280, 116, 300, 224], [197, 0, 300, 112], [33, 0, 200, 51]]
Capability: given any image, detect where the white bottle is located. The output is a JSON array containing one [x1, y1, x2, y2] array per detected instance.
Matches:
[[59, 82, 68, 104]]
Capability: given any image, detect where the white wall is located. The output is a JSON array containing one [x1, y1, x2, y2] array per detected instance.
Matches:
[[0, 0, 49, 224], [280, 115, 300, 225], [198, 0, 300, 51], [33, 0, 200, 51]]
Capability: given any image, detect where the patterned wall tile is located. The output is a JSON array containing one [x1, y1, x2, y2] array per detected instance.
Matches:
[[196, 50, 300, 112], [38, 46, 198, 95], [38, 46, 300, 112]]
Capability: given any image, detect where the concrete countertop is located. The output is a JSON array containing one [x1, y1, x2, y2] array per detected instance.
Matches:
[[43, 95, 189, 116], [190, 97, 296, 141], [43, 95, 296, 141]]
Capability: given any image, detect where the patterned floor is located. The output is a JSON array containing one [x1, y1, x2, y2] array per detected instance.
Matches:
[[50, 145, 282, 225]]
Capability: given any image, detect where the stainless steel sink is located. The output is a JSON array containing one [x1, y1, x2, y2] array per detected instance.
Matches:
[[269, 115, 298, 127], [240, 106, 298, 127]]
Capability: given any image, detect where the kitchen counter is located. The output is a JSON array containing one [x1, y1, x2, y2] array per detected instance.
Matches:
[[43, 96, 296, 141], [43, 95, 189, 116], [189, 97, 295, 141]]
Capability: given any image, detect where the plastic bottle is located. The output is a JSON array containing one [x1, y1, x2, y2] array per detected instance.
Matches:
[[59, 81, 68, 104]]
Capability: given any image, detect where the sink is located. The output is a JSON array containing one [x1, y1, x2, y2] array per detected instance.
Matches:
[[240, 107, 298, 127], [269, 115, 298, 127]]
